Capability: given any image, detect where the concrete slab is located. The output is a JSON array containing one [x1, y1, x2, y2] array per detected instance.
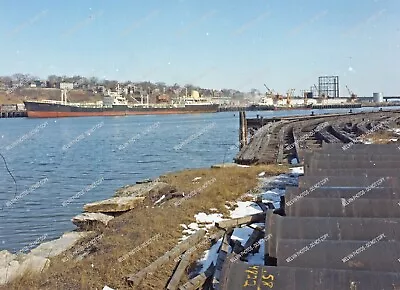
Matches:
[[277, 240, 400, 272], [220, 261, 400, 290], [298, 176, 400, 187], [285, 197, 400, 218], [322, 143, 400, 152], [306, 161, 400, 170], [304, 153, 400, 162], [304, 168, 400, 176], [285, 186, 400, 199], [269, 215, 400, 241]]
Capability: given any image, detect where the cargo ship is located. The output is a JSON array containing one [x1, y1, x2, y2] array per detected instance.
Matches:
[[24, 86, 219, 118]]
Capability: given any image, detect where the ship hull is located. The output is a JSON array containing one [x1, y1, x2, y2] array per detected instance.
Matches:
[[24, 102, 219, 118]]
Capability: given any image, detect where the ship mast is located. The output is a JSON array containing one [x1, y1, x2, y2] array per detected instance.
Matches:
[[61, 89, 67, 104]]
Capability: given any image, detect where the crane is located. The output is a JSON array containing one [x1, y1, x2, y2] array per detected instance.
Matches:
[[302, 90, 308, 105], [286, 89, 295, 107], [263, 84, 272, 94], [264, 84, 281, 103], [346, 85, 357, 101]]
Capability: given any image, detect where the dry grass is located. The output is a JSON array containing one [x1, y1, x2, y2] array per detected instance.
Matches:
[[2, 164, 288, 290], [362, 130, 399, 144], [0, 89, 101, 104]]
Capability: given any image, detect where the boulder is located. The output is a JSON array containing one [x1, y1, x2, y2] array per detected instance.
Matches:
[[84, 196, 145, 213], [72, 212, 114, 229]]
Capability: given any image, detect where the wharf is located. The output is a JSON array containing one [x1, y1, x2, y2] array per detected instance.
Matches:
[[218, 103, 362, 112], [236, 109, 400, 165], [0, 110, 27, 118]]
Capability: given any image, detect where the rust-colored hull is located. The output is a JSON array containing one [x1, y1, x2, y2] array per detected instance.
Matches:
[[24, 101, 219, 118]]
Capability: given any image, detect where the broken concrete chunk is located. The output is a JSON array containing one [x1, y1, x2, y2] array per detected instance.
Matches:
[[72, 212, 114, 229], [84, 196, 145, 213]]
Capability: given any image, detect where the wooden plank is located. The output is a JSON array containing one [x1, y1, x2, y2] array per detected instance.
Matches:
[[178, 263, 216, 290], [215, 212, 266, 229], [277, 125, 286, 164], [212, 229, 233, 290], [126, 229, 206, 286], [235, 122, 278, 164], [166, 251, 193, 290], [292, 126, 301, 163], [169, 229, 225, 289]]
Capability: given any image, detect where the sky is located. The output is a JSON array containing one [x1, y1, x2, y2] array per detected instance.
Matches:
[[0, 0, 399, 96]]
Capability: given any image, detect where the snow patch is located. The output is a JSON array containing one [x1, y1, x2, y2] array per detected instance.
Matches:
[[188, 223, 200, 230], [194, 212, 224, 224], [197, 237, 223, 272], [230, 201, 263, 219], [232, 226, 254, 242], [154, 195, 165, 205]]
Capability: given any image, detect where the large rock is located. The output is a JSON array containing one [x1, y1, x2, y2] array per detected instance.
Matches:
[[84, 196, 145, 213], [72, 212, 114, 229], [0, 255, 19, 285], [0, 232, 90, 285], [0, 250, 16, 268], [0, 231, 92, 285], [115, 181, 176, 198], [0, 252, 49, 285], [30, 231, 92, 258], [18, 254, 49, 275]]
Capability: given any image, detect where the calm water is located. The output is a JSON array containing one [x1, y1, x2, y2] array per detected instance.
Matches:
[[0, 107, 397, 253]]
